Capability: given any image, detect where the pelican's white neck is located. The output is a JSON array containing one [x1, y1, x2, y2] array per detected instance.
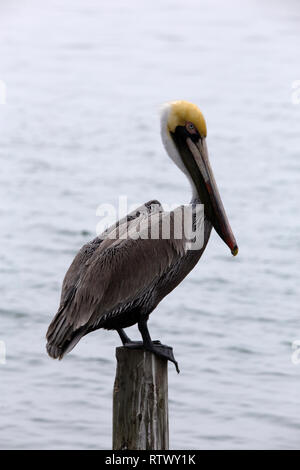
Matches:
[[160, 104, 198, 201]]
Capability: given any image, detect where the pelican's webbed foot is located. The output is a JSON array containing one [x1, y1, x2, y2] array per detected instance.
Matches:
[[123, 340, 161, 347], [144, 342, 180, 374], [117, 324, 179, 373], [124, 341, 179, 373]]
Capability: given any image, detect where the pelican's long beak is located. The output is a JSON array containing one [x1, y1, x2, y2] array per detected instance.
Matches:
[[186, 137, 238, 256]]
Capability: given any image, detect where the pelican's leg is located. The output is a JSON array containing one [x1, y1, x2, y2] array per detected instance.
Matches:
[[117, 328, 133, 345], [137, 319, 180, 373], [117, 327, 161, 347], [117, 328, 144, 347]]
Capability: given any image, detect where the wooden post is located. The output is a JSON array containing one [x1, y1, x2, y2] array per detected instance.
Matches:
[[113, 346, 169, 450]]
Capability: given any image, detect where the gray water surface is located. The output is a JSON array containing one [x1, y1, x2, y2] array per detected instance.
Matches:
[[0, 0, 300, 449]]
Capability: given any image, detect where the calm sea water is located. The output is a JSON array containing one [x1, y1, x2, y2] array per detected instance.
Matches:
[[0, 0, 300, 450]]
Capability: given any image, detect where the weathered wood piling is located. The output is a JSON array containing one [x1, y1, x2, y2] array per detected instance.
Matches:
[[112, 347, 169, 450]]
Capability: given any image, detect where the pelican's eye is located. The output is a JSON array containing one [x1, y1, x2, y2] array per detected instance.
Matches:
[[186, 121, 197, 134]]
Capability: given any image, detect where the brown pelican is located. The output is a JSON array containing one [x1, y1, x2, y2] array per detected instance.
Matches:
[[46, 100, 238, 372]]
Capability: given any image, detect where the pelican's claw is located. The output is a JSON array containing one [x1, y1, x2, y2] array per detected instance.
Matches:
[[124, 341, 179, 373]]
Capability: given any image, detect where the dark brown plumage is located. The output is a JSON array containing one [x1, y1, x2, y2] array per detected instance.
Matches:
[[46, 201, 205, 360]]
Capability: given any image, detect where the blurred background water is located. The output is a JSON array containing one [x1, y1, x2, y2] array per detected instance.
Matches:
[[0, 0, 300, 450]]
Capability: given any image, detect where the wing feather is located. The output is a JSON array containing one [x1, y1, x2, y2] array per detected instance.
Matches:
[[46, 200, 165, 357], [64, 209, 187, 330]]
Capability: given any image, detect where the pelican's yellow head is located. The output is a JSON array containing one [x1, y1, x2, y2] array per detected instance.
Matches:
[[167, 100, 207, 137]]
